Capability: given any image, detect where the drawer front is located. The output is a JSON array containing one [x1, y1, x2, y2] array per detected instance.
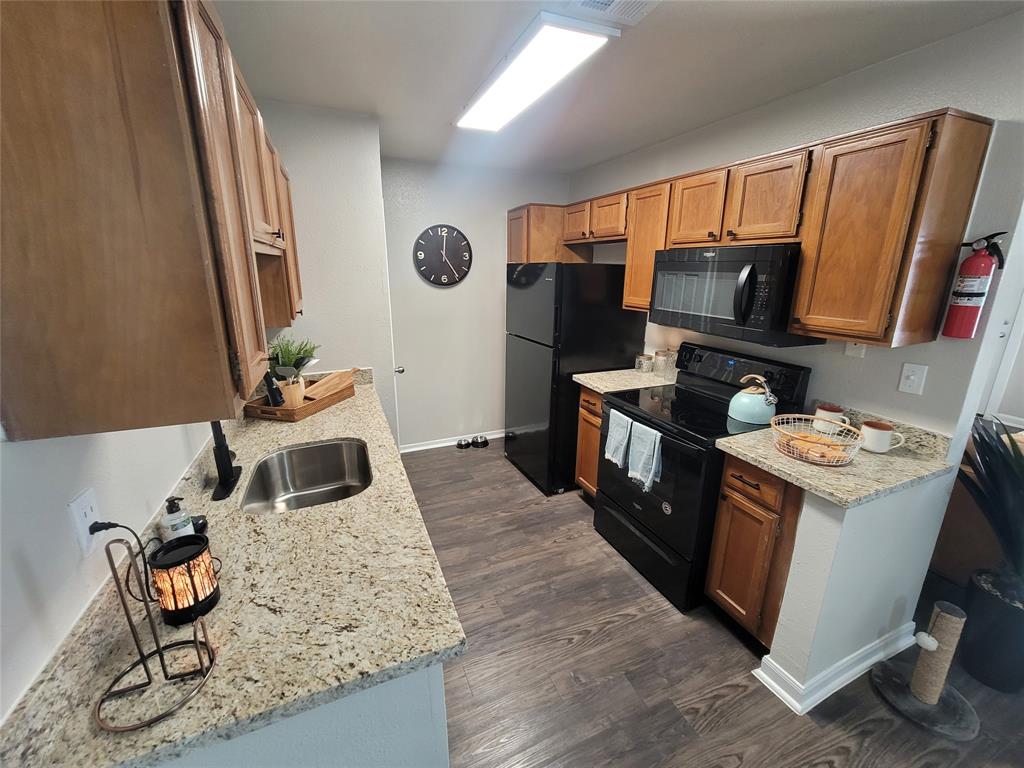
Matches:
[[579, 387, 602, 416], [723, 456, 785, 512]]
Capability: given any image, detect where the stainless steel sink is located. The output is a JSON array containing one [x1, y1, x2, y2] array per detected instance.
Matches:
[[241, 439, 372, 514]]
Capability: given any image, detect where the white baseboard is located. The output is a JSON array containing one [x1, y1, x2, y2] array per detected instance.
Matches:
[[399, 429, 505, 454], [753, 621, 915, 715]]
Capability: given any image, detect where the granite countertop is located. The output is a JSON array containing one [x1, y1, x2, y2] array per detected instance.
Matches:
[[716, 407, 955, 508], [573, 369, 673, 394], [0, 376, 466, 768]]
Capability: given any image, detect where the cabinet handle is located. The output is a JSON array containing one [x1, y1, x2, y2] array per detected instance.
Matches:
[[589, 230, 595, 238], [582, 398, 597, 408], [729, 472, 761, 490], [707, 231, 716, 239], [726, 229, 737, 239], [582, 230, 588, 238], [272, 228, 285, 240]]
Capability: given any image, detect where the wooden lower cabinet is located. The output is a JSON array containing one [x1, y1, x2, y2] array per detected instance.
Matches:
[[706, 456, 802, 646], [575, 388, 603, 496]]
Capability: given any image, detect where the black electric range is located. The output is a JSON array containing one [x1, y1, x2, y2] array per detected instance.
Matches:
[[594, 343, 810, 612]]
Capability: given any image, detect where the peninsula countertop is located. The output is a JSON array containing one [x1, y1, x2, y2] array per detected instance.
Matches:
[[715, 426, 955, 508], [0, 379, 466, 768]]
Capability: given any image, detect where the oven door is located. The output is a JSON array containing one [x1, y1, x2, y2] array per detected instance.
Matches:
[[648, 252, 758, 339], [597, 408, 708, 559]]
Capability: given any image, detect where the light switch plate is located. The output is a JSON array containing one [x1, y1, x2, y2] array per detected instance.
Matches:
[[899, 363, 928, 395], [68, 487, 99, 557], [844, 342, 867, 358]]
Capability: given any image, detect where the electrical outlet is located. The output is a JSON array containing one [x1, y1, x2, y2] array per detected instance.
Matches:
[[844, 342, 867, 358], [67, 488, 100, 557], [899, 363, 928, 395]]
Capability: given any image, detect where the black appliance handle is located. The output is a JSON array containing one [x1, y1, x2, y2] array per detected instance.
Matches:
[[733, 264, 756, 325]]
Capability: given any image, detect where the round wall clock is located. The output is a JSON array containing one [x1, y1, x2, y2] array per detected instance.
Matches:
[[413, 224, 472, 287]]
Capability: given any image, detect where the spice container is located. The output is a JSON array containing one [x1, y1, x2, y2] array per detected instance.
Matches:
[[635, 354, 654, 373]]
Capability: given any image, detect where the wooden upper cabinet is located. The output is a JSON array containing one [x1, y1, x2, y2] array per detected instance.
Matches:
[[262, 136, 284, 246], [794, 122, 930, 339], [706, 489, 779, 633], [179, 0, 267, 396], [508, 205, 587, 263], [1, 0, 245, 439], [723, 150, 809, 241], [623, 183, 670, 311], [508, 207, 528, 263], [667, 169, 728, 245], [563, 201, 591, 241], [277, 161, 303, 316], [233, 65, 276, 246], [590, 193, 628, 238]]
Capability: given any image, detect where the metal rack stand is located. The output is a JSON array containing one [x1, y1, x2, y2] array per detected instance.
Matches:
[[94, 538, 216, 733]]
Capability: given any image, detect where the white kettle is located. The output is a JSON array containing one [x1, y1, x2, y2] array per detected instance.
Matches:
[[727, 374, 779, 425]]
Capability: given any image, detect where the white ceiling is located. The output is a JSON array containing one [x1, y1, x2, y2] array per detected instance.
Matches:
[[218, 0, 1021, 173]]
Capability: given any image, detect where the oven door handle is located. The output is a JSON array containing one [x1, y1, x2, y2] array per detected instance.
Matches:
[[733, 263, 756, 325]]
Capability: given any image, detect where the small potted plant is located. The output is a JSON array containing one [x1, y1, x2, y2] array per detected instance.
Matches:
[[268, 335, 320, 409], [957, 416, 1024, 692]]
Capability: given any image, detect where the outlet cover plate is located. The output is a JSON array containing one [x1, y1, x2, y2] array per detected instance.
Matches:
[[68, 487, 99, 557], [899, 363, 928, 395]]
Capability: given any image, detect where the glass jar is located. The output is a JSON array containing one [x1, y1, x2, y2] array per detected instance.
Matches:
[[635, 354, 654, 373]]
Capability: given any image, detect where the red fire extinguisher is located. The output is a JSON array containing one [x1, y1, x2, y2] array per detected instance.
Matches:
[[942, 232, 1006, 339]]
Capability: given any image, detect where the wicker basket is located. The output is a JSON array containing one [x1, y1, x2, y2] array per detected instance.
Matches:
[[770, 415, 864, 466]]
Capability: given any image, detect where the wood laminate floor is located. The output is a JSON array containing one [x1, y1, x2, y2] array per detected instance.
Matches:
[[403, 440, 1023, 768]]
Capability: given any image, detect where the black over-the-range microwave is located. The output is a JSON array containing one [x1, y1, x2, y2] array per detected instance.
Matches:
[[647, 243, 824, 348]]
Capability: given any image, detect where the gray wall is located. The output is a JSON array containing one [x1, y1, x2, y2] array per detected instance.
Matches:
[[569, 12, 1024, 439], [381, 159, 568, 448], [260, 102, 398, 433], [0, 422, 210, 717]]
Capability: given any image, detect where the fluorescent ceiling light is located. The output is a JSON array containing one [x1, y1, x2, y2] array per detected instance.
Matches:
[[457, 13, 620, 132]]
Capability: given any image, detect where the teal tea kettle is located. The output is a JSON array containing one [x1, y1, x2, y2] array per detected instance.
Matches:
[[727, 374, 779, 425]]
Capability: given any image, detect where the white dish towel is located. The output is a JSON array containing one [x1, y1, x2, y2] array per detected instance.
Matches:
[[604, 409, 632, 468], [628, 421, 662, 492]]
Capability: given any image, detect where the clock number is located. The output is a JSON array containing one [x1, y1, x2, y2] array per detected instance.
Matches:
[[441, 275, 448, 284], [439, 227, 448, 236], [463, 253, 469, 259], [417, 251, 424, 259]]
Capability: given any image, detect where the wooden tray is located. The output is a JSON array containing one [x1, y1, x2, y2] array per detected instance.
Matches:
[[244, 369, 356, 422]]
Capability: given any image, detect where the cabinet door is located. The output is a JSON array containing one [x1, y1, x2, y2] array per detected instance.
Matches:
[[706, 489, 779, 633], [179, 0, 267, 397], [508, 207, 528, 263], [623, 183, 670, 311], [575, 407, 602, 496], [723, 150, 808, 241], [276, 161, 303, 316], [667, 169, 728, 244], [794, 122, 930, 338], [590, 193, 627, 238], [232, 65, 276, 245], [263, 136, 284, 246], [563, 201, 591, 241]]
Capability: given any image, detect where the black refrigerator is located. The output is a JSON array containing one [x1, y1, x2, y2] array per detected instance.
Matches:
[[505, 263, 647, 495]]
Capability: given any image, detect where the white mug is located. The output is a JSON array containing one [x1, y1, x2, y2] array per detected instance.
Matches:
[[813, 404, 849, 433], [861, 420, 906, 453]]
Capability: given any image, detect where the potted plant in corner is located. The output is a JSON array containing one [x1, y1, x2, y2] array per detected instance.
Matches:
[[268, 335, 320, 409], [957, 416, 1024, 692]]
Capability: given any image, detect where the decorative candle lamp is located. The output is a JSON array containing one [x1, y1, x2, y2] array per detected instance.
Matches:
[[148, 534, 220, 626]]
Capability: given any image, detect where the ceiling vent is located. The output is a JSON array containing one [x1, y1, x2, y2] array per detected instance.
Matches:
[[568, 0, 659, 27]]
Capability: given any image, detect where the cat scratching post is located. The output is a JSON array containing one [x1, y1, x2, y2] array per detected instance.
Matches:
[[870, 601, 980, 741]]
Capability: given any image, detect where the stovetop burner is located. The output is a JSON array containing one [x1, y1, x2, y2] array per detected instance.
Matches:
[[605, 384, 764, 447]]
